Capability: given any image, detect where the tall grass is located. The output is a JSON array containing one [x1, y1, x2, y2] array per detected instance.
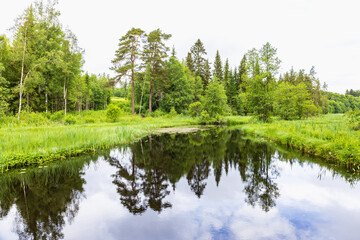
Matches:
[[238, 114, 360, 165], [0, 115, 199, 172]]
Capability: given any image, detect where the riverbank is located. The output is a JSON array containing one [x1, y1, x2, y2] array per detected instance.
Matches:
[[2, 113, 358, 172], [0, 116, 203, 172], [237, 114, 360, 166]]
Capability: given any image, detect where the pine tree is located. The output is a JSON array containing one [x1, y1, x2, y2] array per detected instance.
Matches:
[[111, 28, 145, 115], [142, 29, 171, 115], [213, 50, 223, 82]]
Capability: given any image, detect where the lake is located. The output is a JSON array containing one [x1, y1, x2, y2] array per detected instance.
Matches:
[[1, 128, 360, 240]]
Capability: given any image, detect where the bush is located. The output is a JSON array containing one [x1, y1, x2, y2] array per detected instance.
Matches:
[[21, 112, 50, 126], [50, 111, 65, 122], [168, 107, 177, 117], [151, 109, 166, 118], [84, 117, 96, 123], [106, 104, 121, 122], [345, 110, 360, 130], [200, 110, 211, 124], [64, 114, 77, 125], [189, 102, 202, 117]]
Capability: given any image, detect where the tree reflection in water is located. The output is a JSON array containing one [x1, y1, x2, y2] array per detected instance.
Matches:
[[2, 129, 359, 239], [109, 129, 281, 214], [0, 156, 94, 240]]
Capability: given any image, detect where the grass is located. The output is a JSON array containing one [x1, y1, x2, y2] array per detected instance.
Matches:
[[0, 115, 200, 172], [237, 114, 360, 165], [2, 111, 359, 172]]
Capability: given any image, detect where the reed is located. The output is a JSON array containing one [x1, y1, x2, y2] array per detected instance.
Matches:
[[238, 114, 360, 165]]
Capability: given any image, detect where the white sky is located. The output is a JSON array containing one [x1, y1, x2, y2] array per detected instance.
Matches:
[[1, 0, 359, 94]]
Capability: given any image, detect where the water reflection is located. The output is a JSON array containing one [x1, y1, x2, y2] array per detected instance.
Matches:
[[1, 129, 360, 240], [0, 156, 95, 239], [109, 129, 283, 214]]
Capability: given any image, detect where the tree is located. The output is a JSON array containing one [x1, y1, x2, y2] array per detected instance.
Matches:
[[203, 77, 228, 118], [274, 82, 316, 120], [111, 28, 145, 115], [203, 59, 212, 88], [160, 57, 192, 113], [0, 64, 9, 114], [142, 29, 171, 114], [246, 43, 280, 122], [185, 52, 195, 74], [190, 39, 207, 84], [238, 54, 247, 93], [213, 50, 223, 82]]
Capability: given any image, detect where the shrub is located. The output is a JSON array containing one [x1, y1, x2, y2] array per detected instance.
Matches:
[[189, 102, 202, 117], [345, 110, 360, 130], [64, 114, 77, 125], [21, 112, 50, 126], [200, 110, 211, 124], [168, 107, 177, 117], [84, 117, 96, 123], [50, 111, 65, 122], [106, 104, 121, 122], [151, 109, 165, 118]]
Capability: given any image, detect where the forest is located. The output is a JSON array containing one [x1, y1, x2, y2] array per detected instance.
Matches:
[[1, 1, 360, 126], [1, 1, 360, 171]]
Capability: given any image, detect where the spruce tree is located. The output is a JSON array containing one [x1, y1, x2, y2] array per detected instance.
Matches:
[[213, 50, 223, 82], [186, 52, 195, 74], [238, 54, 247, 92], [223, 58, 230, 88], [190, 39, 207, 81], [203, 59, 212, 89]]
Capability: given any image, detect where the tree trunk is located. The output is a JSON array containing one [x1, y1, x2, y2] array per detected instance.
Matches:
[[149, 85, 153, 115], [45, 86, 48, 113], [64, 79, 67, 115], [131, 69, 135, 115], [86, 96, 89, 111], [26, 92, 29, 109], [17, 29, 27, 121]]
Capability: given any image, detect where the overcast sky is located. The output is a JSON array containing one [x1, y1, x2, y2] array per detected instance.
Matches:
[[1, 0, 359, 93]]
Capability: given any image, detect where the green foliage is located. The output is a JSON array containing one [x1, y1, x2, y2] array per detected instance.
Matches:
[[106, 104, 121, 122], [0, 63, 9, 114], [168, 107, 177, 117], [239, 114, 360, 165], [203, 77, 228, 118], [200, 110, 211, 123], [274, 82, 316, 120], [189, 102, 202, 117], [245, 43, 280, 122], [151, 109, 166, 117], [63, 114, 77, 125], [213, 50, 223, 82], [50, 111, 65, 122], [111, 28, 145, 115], [345, 110, 360, 130], [161, 57, 192, 113], [190, 39, 207, 83], [21, 112, 50, 126]]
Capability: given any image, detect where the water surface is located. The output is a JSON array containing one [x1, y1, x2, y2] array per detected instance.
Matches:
[[1, 129, 360, 240]]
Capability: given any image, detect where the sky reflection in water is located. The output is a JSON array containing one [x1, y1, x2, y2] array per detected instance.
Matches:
[[1, 129, 360, 240]]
